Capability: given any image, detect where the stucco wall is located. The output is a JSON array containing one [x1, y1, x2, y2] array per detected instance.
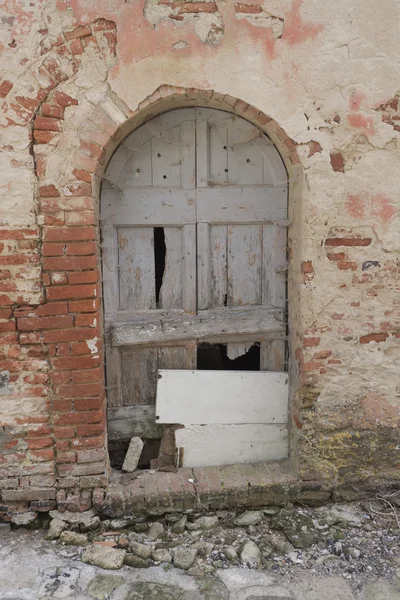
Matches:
[[0, 0, 399, 515]]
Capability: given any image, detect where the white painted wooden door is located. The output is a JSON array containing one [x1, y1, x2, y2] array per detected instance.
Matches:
[[101, 108, 288, 452]]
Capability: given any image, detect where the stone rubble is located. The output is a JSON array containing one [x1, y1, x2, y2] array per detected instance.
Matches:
[[33, 499, 399, 587], [0, 500, 398, 599]]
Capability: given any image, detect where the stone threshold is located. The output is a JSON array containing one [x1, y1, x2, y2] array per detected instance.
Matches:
[[93, 460, 316, 518]]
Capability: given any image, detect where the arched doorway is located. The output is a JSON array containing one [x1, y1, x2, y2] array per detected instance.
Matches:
[[101, 108, 288, 469]]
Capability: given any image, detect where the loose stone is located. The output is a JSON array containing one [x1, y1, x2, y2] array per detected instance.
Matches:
[[11, 512, 38, 527], [194, 516, 219, 530], [59, 530, 89, 546], [240, 540, 261, 566], [124, 554, 150, 568], [223, 546, 238, 562], [172, 515, 187, 534], [130, 540, 153, 559], [153, 548, 172, 563], [147, 521, 165, 541], [234, 510, 264, 527], [46, 518, 67, 540], [173, 547, 198, 570], [122, 436, 144, 472], [82, 545, 126, 570]]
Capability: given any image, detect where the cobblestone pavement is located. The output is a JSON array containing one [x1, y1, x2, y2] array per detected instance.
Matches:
[[0, 527, 399, 600]]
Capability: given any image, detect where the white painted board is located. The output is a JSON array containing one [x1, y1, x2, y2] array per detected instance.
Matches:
[[155, 370, 288, 425], [175, 424, 288, 467]]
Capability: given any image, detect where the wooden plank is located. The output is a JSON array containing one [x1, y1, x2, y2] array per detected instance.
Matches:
[[210, 225, 228, 308], [118, 227, 155, 311], [197, 187, 287, 224], [175, 424, 288, 467], [208, 121, 228, 185], [260, 339, 286, 371], [156, 370, 288, 425], [100, 200, 120, 317], [181, 119, 196, 190], [112, 308, 284, 346], [158, 345, 186, 370], [197, 222, 210, 310], [105, 341, 122, 407], [159, 227, 183, 309], [196, 119, 209, 188], [108, 405, 162, 441], [151, 123, 182, 188], [227, 125, 264, 186], [262, 223, 287, 308], [182, 224, 196, 312], [228, 225, 262, 307], [102, 188, 196, 226], [121, 139, 152, 188], [120, 346, 158, 406]]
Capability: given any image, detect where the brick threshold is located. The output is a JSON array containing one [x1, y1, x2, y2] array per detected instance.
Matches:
[[95, 460, 301, 517]]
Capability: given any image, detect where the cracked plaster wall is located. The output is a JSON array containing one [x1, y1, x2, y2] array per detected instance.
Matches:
[[0, 0, 399, 506]]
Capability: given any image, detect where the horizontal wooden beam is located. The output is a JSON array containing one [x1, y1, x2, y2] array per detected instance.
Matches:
[[112, 308, 284, 347]]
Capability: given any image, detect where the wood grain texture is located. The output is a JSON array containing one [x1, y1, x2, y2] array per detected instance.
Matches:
[[112, 308, 283, 346]]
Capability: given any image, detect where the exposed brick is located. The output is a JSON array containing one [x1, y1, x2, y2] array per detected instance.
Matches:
[[330, 150, 345, 173], [72, 168, 91, 184], [337, 261, 357, 271], [64, 25, 92, 41], [303, 337, 321, 347], [76, 448, 105, 463], [43, 226, 96, 242], [69, 298, 100, 313], [57, 382, 103, 397], [51, 355, 101, 370], [46, 283, 99, 301], [2, 488, 56, 501], [0, 80, 13, 98], [57, 462, 106, 477], [17, 315, 73, 331], [53, 91, 78, 107], [33, 130, 56, 144], [34, 117, 61, 132], [325, 237, 372, 247], [70, 39, 84, 54], [360, 332, 389, 344], [44, 256, 97, 271], [41, 103, 65, 119], [92, 18, 116, 31], [68, 271, 99, 285], [235, 3, 263, 13], [174, 2, 217, 13], [301, 260, 314, 274]]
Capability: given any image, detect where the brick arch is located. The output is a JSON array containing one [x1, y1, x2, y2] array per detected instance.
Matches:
[[29, 83, 301, 507]]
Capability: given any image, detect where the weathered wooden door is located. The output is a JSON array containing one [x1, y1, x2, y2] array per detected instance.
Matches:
[[101, 108, 288, 458]]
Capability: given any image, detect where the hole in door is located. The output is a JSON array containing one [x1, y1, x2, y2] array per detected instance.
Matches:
[[197, 342, 260, 371], [154, 227, 166, 307]]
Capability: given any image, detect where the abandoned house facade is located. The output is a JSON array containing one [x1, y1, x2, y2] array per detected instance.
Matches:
[[0, 0, 399, 518]]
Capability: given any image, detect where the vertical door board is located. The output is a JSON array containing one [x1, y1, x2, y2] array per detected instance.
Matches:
[[228, 225, 262, 307], [118, 227, 155, 311]]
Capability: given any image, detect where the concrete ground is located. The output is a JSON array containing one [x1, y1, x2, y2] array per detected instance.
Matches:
[[0, 528, 398, 600]]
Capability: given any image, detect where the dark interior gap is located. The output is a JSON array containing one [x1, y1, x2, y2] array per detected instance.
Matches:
[[197, 342, 260, 371], [154, 227, 166, 307], [108, 439, 161, 470]]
